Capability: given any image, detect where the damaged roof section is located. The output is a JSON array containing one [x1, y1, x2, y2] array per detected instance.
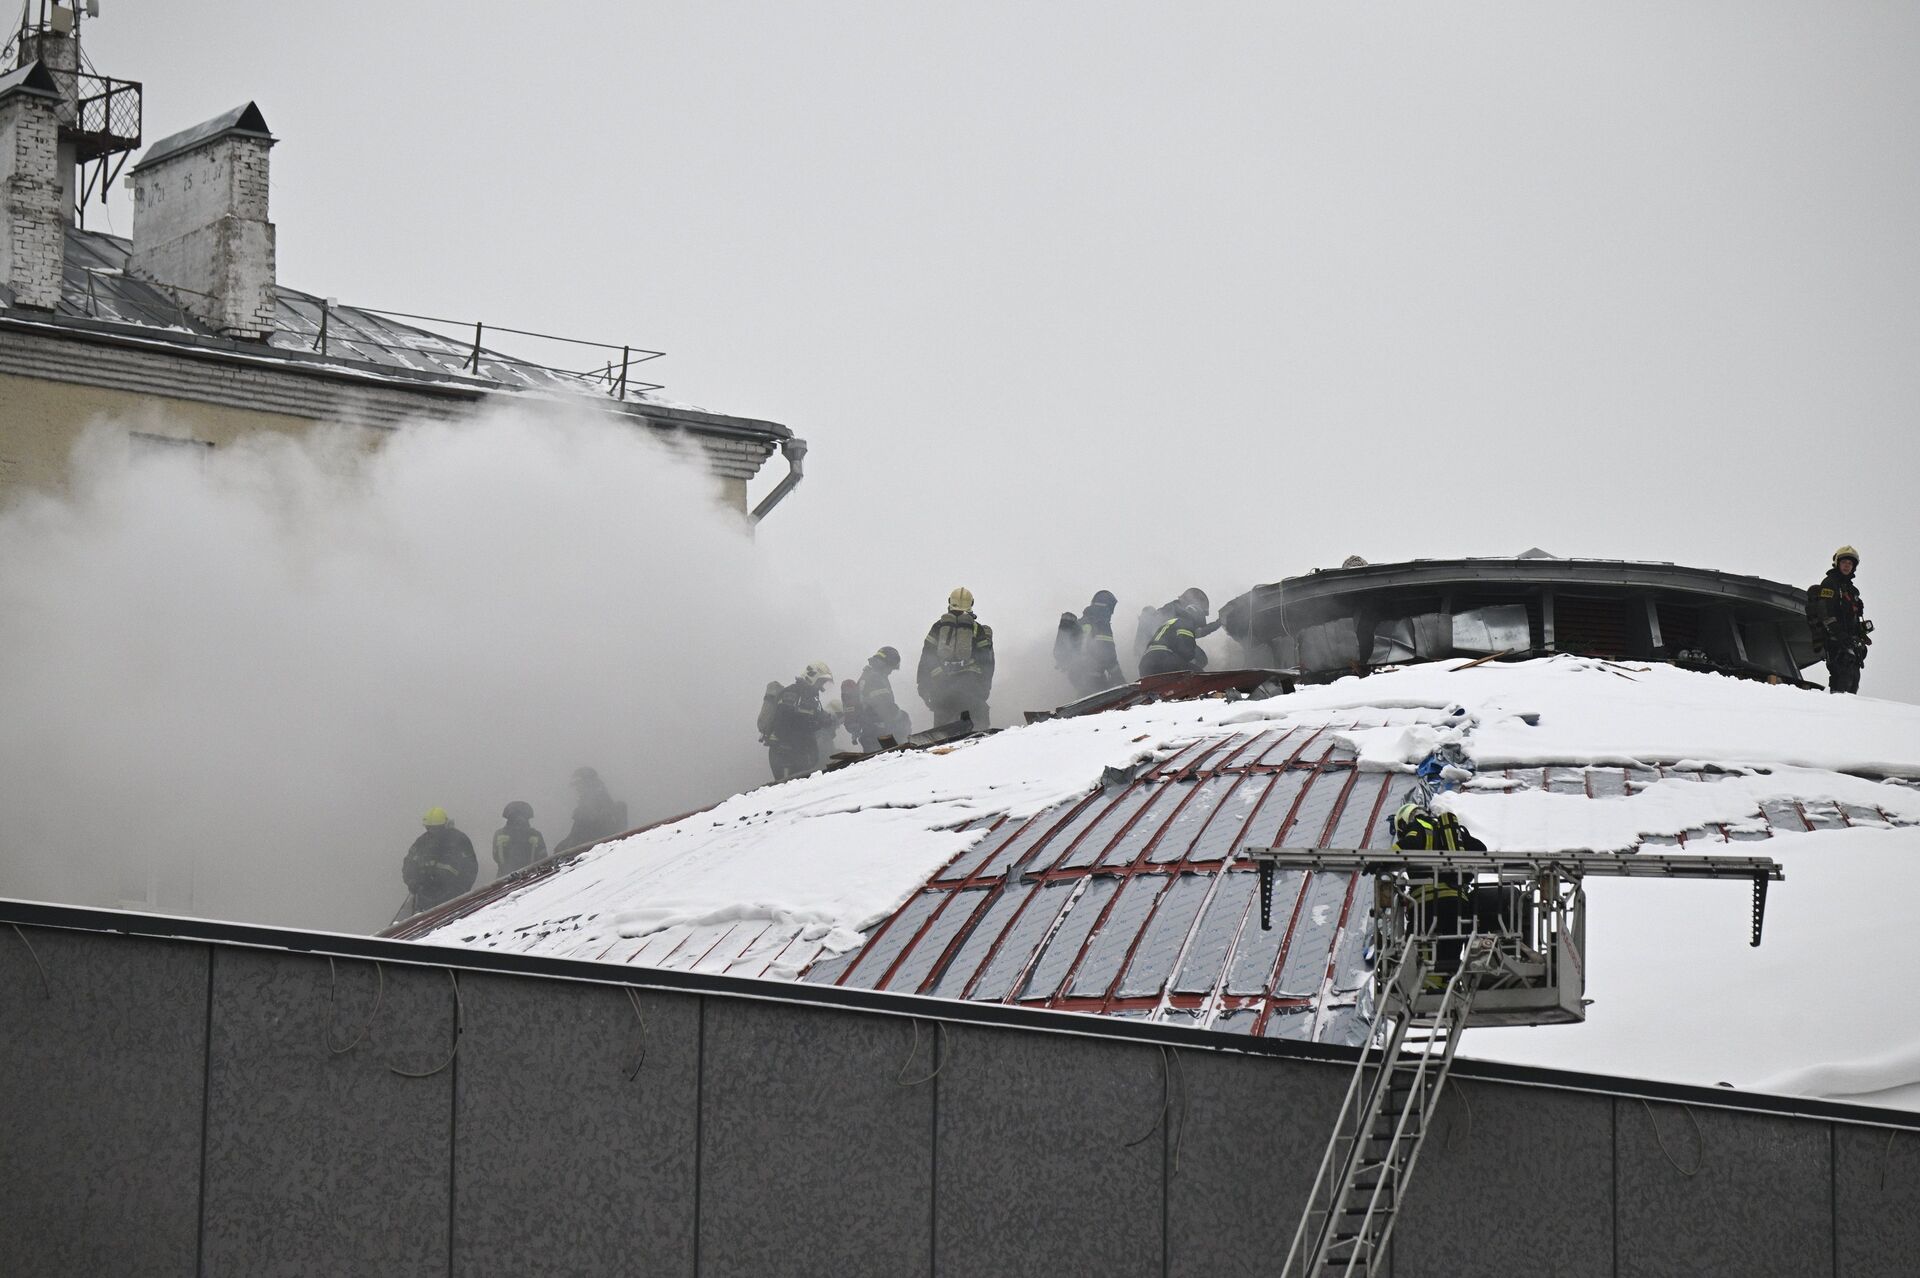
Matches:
[[804, 721, 1414, 1044], [1221, 556, 1817, 685]]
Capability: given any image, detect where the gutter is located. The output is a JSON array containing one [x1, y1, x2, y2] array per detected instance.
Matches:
[[750, 436, 807, 523]]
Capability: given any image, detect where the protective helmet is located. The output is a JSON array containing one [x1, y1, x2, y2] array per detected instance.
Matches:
[[948, 586, 974, 612], [502, 800, 533, 821], [422, 807, 450, 827], [804, 660, 833, 685], [1833, 545, 1860, 567], [571, 766, 601, 788], [1341, 555, 1369, 569], [1091, 590, 1117, 609], [1179, 587, 1210, 615], [874, 645, 901, 668]]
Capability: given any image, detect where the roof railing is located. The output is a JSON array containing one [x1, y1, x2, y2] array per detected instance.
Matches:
[[308, 300, 667, 398], [50, 265, 670, 399]]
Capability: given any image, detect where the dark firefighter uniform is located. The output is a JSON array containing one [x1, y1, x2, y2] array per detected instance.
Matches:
[[1139, 594, 1212, 677], [763, 666, 839, 781], [492, 801, 549, 878], [851, 648, 912, 751], [1810, 547, 1870, 695], [1055, 592, 1124, 695], [556, 767, 629, 854], [919, 590, 995, 730], [403, 811, 478, 914], [1391, 802, 1486, 987]]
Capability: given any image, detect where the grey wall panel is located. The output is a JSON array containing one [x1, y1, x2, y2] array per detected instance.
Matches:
[[1615, 1100, 1832, 1278], [699, 999, 933, 1278], [452, 975, 699, 1277], [938, 1028, 1163, 1278], [0, 928, 206, 1278], [200, 951, 456, 1278], [1395, 1080, 1611, 1278], [1166, 1051, 1346, 1278], [1834, 1124, 1920, 1277]]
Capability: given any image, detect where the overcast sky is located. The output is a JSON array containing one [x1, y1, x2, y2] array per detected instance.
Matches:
[[71, 2, 1917, 694]]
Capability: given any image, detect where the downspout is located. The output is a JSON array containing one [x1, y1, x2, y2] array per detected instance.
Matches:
[[750, 436, 807, 524]]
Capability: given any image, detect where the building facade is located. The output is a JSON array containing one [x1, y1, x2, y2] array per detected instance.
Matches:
[[0, 24, 803, 518]]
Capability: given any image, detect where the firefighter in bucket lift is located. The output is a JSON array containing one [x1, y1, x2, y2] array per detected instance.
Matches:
[[1390, 802, 1487, 989]]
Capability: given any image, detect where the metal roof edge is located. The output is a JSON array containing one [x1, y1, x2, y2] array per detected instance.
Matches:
[[5, 895, 1913, 1132], [630, 400, 793, 442], [0, 311, 492, 400], [1248, 557, 1805, 611], [2, 313, 794, 445]]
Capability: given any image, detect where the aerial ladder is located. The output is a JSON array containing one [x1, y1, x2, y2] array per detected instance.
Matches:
[[1245, 845, 1784, 1278]]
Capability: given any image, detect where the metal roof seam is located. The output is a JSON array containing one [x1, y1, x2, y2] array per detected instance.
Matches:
[[1248, 869, 1323, 1037], [1125, 776, 1214, 869], [997, 876, 1095, 1006], [1304, 872, 1366, 1042], [1141, 867, 1240, 1029], [863, 892, 956, 992], [1193, 872, 1264, 1030]]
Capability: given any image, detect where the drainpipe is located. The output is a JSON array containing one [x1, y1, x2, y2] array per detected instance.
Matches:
[[750, 436, 807, 524]]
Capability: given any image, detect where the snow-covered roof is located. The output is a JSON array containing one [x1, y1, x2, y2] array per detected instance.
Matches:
[[406, 656, 1920, 1107]]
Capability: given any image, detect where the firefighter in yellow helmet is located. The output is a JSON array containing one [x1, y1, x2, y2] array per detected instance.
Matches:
[[402, 807, 478, 915], [918, 587, 995, 730], [1392, 801, 1486, 988], [1808, 546, 1871, 694]]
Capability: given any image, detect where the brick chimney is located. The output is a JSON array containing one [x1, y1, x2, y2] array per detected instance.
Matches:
[[129, 102, 277, 339], [15, 23, 79, 214], [0, 62, 65, 310]]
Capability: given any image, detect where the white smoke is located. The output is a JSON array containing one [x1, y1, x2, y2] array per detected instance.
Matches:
[[0, 401, 1243, 933], [0, 404, 843, 930]]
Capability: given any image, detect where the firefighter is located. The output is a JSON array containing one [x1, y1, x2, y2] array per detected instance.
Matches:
[[1139, 588, 1214, 677], [1809, 546, 1872, 695], [491, 800, 548, 878], [1133, 588, 1220, 669], [763, 661, 839, 781], [1055, 590, 1124, 695], [402, 807, 478, 915], [1391, 801, 1486, 987], [852, 647, 912, 751], [555, 766, 629, 854], [918, 588, 995, 730]]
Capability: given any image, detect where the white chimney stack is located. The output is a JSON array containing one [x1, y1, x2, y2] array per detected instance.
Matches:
[[0, 62, 65, 310], [129, 102, 277, 339]]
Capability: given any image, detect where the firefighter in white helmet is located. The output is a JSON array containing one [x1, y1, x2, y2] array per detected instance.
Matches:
[[759, 660, 841, 780], [1808, 546, 1871, 694]]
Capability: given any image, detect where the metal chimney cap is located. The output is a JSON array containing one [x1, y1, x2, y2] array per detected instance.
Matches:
[[132, 101, 275, 172], [0, 61, 63, 106]]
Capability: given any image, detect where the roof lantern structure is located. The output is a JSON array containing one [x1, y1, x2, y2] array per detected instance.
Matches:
[[1219, 554, 1815, 684]]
